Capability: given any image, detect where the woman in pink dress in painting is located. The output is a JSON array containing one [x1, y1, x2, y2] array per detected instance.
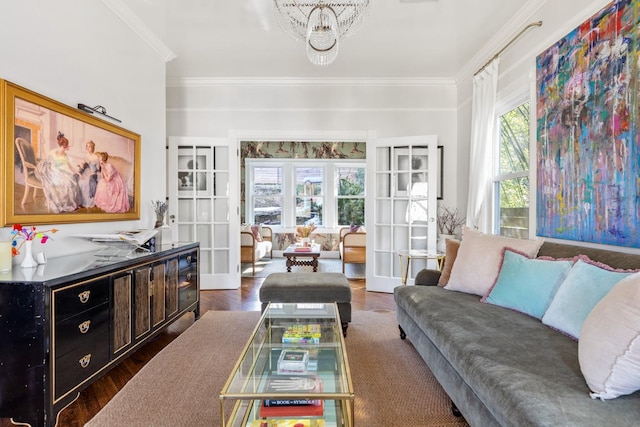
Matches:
[[94, 151, 130, 213]]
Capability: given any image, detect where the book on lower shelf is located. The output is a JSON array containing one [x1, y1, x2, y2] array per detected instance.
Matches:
[[259, 375, 324, 418], [249, 420, 325, 427]]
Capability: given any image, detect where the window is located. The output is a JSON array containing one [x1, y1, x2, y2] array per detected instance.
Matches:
[[494, 101, 530, 238], [252, 166, 283, 225], [336, 166, 365, 226], [246, 160, 365, 229], [295, 166, 323, 226]]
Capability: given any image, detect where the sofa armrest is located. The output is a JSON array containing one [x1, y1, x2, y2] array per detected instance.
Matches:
[[240, 231, 256, 247], [414, 269, 441, 286]]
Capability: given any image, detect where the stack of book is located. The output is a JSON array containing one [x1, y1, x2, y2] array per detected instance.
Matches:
[[282, 324, 321, 345], [259, 375, 324, 418]]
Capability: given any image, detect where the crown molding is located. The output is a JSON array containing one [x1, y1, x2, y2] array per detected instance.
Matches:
[[100, 0, 176, 62], [166, 76, 456, 88], [455, 0, 547, 83]]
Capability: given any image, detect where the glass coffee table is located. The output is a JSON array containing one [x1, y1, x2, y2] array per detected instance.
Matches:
[[220, 302, 354, 427]]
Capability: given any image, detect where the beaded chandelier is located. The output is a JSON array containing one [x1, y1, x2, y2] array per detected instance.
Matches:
[[273, 1, 370, 66]]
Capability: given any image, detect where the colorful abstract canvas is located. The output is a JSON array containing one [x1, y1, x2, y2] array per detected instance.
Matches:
[[536, 0, 640, 248]]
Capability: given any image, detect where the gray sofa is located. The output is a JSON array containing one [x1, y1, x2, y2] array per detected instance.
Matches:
[[394, 241, 640, 426]]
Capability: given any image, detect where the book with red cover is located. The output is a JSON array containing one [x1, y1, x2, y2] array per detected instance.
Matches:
[[259, 400, 323, 418], [294, 247, 312, 252]]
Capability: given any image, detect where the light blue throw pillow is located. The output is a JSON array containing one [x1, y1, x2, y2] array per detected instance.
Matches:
[[542, 259, 633, 340], [483, 249, 573, 319]]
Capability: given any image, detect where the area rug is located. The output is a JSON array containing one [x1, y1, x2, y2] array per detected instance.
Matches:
[[242, 257, 366, 280], [85, 310, 468, 427]]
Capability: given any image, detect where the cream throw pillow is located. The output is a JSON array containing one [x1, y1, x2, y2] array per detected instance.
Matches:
[[444, 227, 543, 296], [579, 272, 640, 400]]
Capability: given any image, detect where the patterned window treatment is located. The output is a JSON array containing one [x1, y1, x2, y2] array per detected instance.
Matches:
[[466, 58, 500, 233]]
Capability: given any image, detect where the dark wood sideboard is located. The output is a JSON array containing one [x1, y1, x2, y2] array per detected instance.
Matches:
[[0, 242, 200, 427]]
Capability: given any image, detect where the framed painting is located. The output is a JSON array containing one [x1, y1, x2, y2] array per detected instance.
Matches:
[[177, 147, 211, 197], [535, 0, 639, 248], [0, 79, 141, 226]]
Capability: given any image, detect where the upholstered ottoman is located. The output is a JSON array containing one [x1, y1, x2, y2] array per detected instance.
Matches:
[[259, 272, 352, 336]]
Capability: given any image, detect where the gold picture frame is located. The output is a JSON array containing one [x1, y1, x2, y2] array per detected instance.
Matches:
[[1, 79, 141, 226]]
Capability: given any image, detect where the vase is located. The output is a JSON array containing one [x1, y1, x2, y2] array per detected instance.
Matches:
[[20, 240, 38, 269], [301, 237, 310, 247], [154, 212, 166, 228], [437, 234, 455, 253]]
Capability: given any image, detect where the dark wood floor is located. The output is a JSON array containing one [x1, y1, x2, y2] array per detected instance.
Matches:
[[2, 276, 395, 427]]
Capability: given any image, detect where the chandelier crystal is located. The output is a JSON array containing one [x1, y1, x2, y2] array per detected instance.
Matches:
[[273, 1, 370, 66]]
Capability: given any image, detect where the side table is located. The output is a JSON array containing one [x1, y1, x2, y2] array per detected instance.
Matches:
[[398, 249, 445, 286]]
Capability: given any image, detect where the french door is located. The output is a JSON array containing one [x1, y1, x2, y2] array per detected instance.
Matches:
[[167, 137, 239, 289], [365, 135, 438, 292]]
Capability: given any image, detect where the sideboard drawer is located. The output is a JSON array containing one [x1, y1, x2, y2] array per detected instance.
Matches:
[[178, 281, 197, 311], [54, 303, 109, 358], [54, 330, 109, 399], [54, 277, 110, 320]]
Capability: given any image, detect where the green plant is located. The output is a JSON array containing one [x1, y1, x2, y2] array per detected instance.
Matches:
[[437, 206, 466, 235]]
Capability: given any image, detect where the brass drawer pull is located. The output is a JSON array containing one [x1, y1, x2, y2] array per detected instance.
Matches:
[[78, 320, 91, 334], [78, 290, 91, 304], [186, 272, 192, 281], [186, 255, 192, 264], [79, 354, 92, 368]]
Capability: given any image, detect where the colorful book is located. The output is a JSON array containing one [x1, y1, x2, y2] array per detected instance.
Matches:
[[249, 420, 325, 427]]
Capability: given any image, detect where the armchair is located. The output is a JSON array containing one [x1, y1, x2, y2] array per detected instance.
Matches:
[[339, 226, 366, 274], [240, 225, 273, 275]]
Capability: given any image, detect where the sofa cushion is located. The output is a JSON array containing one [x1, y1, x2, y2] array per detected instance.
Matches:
[[482, 249, 573, 319], [542, 258, 633, 339], [437, 238, 460, 286], [394, 285, 640, 425], [579, 272, 640, 400], [251, 224, 263, 242], [445, 227, 543, 296]]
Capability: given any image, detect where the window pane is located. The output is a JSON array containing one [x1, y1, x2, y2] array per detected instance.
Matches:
[[295, 167, 323, 226], [498, 176, 529, 238], [337, 166, 365, 225], [499, 103, 530, 174], [337, 167, 365, 196], [254, 167, 282, 225], [338, 198, 365, 225]]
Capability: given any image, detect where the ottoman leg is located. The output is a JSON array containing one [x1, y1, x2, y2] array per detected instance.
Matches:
[[342, 322, 348, 337]]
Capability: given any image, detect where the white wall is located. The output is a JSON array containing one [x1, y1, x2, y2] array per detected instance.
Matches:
[[0, 1, 167, 260], [167, 79, 461, 208]]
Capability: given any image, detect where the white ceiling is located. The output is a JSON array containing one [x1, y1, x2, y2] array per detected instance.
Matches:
[[119, 0, 532, 80]]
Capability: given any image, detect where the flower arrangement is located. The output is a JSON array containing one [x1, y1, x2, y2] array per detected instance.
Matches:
[[10, 224, 58, 256], [436, 206, 466, 235], [296, 224, 316, 238]]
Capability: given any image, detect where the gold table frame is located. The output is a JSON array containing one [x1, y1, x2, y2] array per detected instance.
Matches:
[[398, 250, 445, 286]]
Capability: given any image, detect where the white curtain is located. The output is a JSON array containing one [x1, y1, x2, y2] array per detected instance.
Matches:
[[467, 58, 500, 233]]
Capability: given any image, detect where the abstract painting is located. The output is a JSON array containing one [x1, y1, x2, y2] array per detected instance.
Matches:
[[536, 0, 640, 248]]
